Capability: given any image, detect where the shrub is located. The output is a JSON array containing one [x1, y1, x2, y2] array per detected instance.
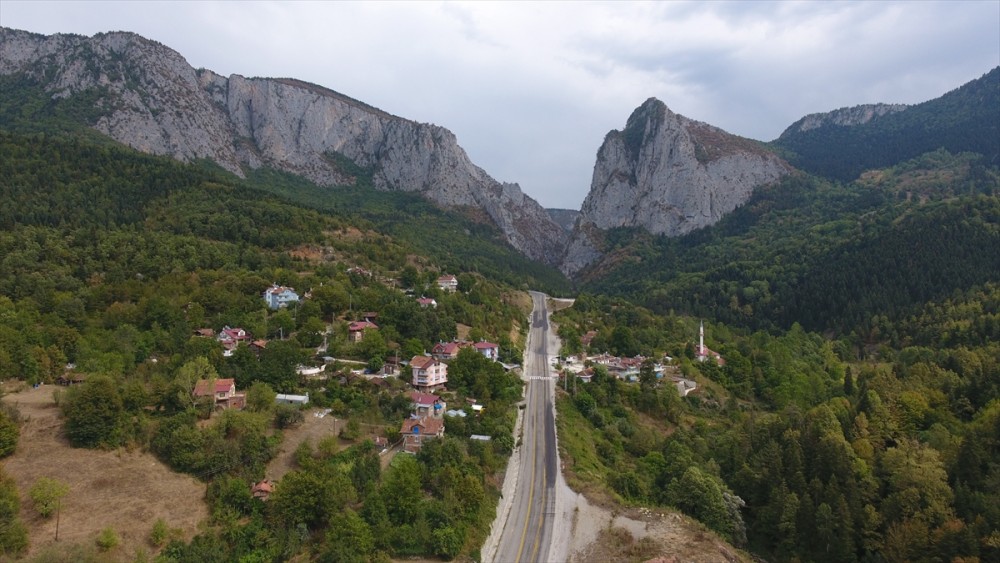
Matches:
[[96, 527, 119, 551], [274, 404, 304, 429], [29, 477, 68, 518], [150, 518, 169, 547]]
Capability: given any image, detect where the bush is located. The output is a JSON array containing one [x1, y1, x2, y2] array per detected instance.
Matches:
[[0, 411, 18, 458], [339, 419, 361, 441], [274, 404, 304, 429], [29, 477, 68, 518], [150, 518, 169, 547], [0, 469, 28, 557], [96, 527, 119, 551]]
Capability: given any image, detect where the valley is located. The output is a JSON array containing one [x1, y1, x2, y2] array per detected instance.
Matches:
[[0, 25, 997, 563]]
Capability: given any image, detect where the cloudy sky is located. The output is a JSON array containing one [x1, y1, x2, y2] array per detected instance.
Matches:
[[3, 1, 998, 209]]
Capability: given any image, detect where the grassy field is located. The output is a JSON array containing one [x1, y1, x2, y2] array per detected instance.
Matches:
[[1, 384, 208, 561]]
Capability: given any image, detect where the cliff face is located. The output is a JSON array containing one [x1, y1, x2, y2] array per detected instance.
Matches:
[[0, 28, 566, 265], [562, 98, 790, 275], [777, 103, 909, 138]]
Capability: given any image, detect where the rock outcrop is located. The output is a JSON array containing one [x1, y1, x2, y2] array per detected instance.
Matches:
[[0, 28, 567, 265], [777, 103, 909, 138], [562, 98, 790, 275]]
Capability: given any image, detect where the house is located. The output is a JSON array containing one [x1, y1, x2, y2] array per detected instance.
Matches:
[[250, 339, 268, 353], [410, 391, 445, 418], [193, 328, 215, 338], [431, 341, 464, 360], [401, 416, 445, 453], [417, 297, 437, 308], [193, 378, 245, 410], [348, 320, 379, 343], [275, 393, 310, 406], [437, 275, 458, 292], [218, 326, 251, 356], [410, 355, 448, 391], [473, 341, 500, 361], [263, 285, 300, 310], [56, 372, 86, 386], [251, 480, 273, 501], [673, 377, 698, 397]]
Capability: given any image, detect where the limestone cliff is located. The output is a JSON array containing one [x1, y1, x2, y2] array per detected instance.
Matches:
[[562, 98, 790, 275], [777, 103, 909, 138], [0, 28, 566, 265]]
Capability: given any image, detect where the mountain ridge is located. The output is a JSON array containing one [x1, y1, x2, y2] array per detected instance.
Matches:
[[0, 27, 568, 265]]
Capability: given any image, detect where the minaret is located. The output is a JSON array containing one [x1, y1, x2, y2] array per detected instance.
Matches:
[[698, 321, 705, 362]]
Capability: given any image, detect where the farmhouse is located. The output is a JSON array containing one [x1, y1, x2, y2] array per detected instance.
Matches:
[[193, 378, 245, 410]]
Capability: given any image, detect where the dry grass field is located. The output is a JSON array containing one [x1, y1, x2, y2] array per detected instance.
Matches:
[[1, 384, 208, 561]]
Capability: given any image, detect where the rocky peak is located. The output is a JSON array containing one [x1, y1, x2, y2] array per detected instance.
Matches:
[[562, 98, 789, 276], [0, 27, 567, 265], [778, 103, 909, 139]]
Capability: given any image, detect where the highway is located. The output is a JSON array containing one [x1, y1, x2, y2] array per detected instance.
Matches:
[[493, 291, 557, 563]]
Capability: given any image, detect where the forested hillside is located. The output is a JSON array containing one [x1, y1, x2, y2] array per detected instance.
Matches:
[[772, 67, 999, 181], [553, 285, 1000, 562], [580, 149, 1000, 339], [0, 130, 538, 560]]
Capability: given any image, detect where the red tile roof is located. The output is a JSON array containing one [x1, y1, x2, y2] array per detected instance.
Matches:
[[348, 320, 379, 332], [410, 355, 437, 370], [193, 378, 236, 396], [409, 391, 441, 406], [401, 417, 444, 435]]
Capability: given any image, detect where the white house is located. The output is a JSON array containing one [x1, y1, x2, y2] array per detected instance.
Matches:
[[437, 275, 458, 292], [473, 341, 500, 361], [264, 285, 300, 310]]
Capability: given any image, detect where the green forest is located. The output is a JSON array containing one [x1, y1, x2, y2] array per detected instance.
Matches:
[[0, 130, 533, 561], [553, 284, 1000, 562]]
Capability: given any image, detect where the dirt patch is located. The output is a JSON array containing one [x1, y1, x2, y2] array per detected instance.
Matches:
[[562, 491, 748, 563], [266, 411, 344, 480], [288, 244, 326, 262], [265, 411, 395, 480], [505, 291, 534, 316], [547, 297, 576, 313], [1, 385, 208, 560], [456, 324, 472, 341]]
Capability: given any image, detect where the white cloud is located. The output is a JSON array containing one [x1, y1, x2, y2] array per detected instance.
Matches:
[[1, 0, 997, 208]]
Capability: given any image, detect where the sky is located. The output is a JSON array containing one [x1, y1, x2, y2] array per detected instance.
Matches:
[[2, 1, 998, 209]]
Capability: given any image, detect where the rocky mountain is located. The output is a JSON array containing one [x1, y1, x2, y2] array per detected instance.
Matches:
[[771, 67, 1000, 181], [562, 98, 790, 275], [779, 103, 909, 135], [545, 208, 581, 232], [0, 27, 567, 265]]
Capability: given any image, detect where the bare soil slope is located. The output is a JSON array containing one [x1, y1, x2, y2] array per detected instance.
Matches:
[[1, 384, 208, 559]]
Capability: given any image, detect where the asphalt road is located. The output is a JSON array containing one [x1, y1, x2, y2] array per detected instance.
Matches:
[[493, 291, 557, 563]]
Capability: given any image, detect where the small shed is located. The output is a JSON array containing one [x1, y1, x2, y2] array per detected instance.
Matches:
[[275, 393, 309, 406]]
